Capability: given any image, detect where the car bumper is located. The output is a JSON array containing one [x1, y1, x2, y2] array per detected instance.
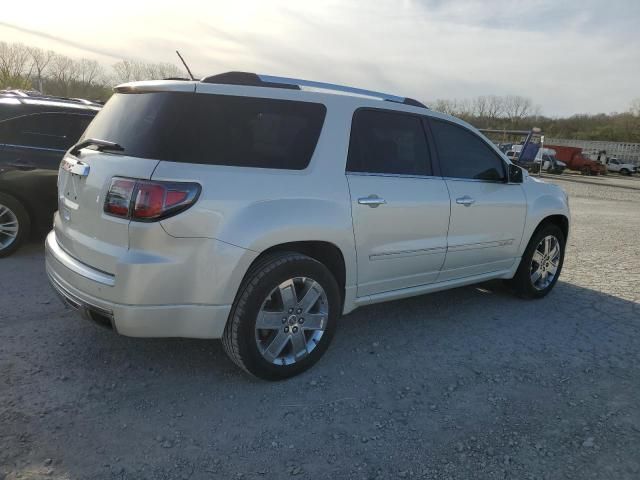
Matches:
[[45, 230, 240, 338]]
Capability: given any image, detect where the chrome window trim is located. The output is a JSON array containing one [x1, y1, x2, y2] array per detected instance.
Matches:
[[442, 176, 508, 184], [346, 171, 442, 180], [345, 172, 511, 184]]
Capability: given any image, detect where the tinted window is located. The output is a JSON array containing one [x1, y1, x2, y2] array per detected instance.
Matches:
[[347, 109, 430, 175], [0, 113, 93, 150], [430, 120, 505, 181], [82, 92, 326, 170]]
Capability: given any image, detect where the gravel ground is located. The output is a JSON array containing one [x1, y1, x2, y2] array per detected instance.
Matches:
[[1, 178, 639, 480]]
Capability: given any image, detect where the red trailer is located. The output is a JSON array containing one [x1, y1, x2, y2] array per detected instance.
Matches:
[[546, 145, 606, 175]]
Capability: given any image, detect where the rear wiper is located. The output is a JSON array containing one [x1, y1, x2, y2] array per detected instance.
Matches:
[[70, 138, 124, 157]]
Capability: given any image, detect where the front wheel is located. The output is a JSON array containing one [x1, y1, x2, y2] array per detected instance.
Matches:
[[508, 224, 566, 299], [222, 252, 340, 380]]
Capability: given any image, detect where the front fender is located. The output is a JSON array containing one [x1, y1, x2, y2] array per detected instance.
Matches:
[[519, 185, 570, 254]]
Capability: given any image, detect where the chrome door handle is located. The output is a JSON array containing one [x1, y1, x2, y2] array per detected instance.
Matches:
[[358, 195, 386, 208], [456, 195, 475, 206]]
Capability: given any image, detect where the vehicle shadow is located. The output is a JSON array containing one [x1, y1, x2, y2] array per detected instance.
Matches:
[[4, 273, 640, 479], [46, 277, 640, 385]]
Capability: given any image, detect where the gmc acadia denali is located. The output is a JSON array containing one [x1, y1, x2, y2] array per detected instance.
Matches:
[[46, 72, 570, 379]]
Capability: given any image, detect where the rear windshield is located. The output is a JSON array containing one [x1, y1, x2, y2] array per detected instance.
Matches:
[[82, 92, 326, 170]]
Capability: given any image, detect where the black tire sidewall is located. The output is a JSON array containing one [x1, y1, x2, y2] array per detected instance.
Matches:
[[514, 224, 566, 299], [231, 255, 340, 380], [0, 192, 30, 258]]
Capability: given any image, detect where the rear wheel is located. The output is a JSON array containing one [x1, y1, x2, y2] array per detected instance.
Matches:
[[222, 252, 340, 380], [0, 193, 30, 258], [508, 224, 565, 299]]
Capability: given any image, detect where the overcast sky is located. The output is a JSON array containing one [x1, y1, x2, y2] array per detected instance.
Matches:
[[1, 0, 638, 116]]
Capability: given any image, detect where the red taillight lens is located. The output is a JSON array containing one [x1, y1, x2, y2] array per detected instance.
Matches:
[[133, 182, 166, 219], [104, 177, 200, 221], [104, 178, 136, 217]]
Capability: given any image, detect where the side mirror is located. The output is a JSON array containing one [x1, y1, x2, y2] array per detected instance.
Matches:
[[508, 163, 524, 184]]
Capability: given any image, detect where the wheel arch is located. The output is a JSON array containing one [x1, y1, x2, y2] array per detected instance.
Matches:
[[535, 214, 569, 241], [243, 240, 348, 309]]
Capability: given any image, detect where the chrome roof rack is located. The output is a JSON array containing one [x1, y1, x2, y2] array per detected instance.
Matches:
[[201, 71, 427, 108]]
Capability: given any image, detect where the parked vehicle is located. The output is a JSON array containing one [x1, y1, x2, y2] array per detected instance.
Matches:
[[46, 73, 570, 379], [482, 128, 544, 174], [604, 157, 637, 176], [546, 145, 606, 176], [533, 149, 566, 174], [0, 91, 101, 256]]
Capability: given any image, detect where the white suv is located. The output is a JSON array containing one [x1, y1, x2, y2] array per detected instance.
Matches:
[[46, 72, 570, 379]]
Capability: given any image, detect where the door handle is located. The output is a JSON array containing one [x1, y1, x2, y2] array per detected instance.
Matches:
[[456, 195, 475, 206], [358, 195, 387, 208]]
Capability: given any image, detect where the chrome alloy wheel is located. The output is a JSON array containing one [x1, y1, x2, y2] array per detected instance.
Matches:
[[0, 203, 19, 251], [255, 277, 329, 365], [530, 235, 560, 290]]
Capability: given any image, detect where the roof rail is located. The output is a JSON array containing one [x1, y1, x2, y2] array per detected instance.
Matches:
[[259, 74, 427, 108], [201, 72, 300, 90], [200, 71, 427, 108]]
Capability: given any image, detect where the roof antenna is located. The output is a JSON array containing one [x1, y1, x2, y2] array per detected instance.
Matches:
[[175, 50, 195, 81]]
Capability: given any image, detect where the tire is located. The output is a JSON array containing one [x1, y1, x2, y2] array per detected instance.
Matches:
[[0, 192, 30, 258], [620, 168, 630, 176], [222, 252, 341, 380], [508, 223, 566, 299]]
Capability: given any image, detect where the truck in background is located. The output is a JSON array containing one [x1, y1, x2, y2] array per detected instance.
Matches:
[[544, 145, 606, 176], [587, 150, 637, 176], [604, 158, 637, 175], [508, 146, 566, 174]]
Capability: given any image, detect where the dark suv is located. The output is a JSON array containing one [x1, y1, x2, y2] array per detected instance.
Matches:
[[0, 90, 101, 256]]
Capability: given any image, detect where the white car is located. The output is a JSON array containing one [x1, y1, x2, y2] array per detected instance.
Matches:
[[46, 73, 570, 379], [606, 158, 637, 176]]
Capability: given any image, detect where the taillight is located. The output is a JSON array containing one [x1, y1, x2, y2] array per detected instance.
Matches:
[[104, 177, 200, 221], [104, 178, 136, 217]]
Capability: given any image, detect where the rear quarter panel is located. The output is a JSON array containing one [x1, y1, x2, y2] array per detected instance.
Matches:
[[152, 98, 358, 294]]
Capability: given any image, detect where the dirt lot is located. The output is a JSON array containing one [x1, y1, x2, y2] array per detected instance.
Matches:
[[1, 177, 639, 480]]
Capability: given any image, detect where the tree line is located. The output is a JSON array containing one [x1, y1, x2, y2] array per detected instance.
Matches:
[[1, 41, 639, 142], [431, 95, 640, 143], [0, 41, 182, 100]]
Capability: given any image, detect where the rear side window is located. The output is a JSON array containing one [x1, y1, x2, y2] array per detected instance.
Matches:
[[430, 119, 505, 181], [0, 113, 93, 150], [82, 92, 326, 170], [347, 109, 431, 176]]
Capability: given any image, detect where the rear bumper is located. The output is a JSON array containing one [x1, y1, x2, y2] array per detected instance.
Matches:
[[45, 230, 235, 338]]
